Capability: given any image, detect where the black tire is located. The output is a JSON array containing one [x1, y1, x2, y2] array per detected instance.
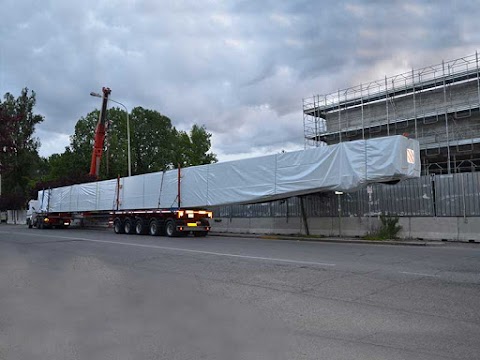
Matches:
[[135, 218, 147, 235], [164, 220, 178, 237], [193, 231, 208, 237], [27, 219, 33, 229], [113, 218, 124, 234], [149, 219, 160, 236], [124, 218, 135, 234]]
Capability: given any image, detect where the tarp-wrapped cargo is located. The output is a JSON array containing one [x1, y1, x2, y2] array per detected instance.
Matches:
[[39, 135, 420, 212]]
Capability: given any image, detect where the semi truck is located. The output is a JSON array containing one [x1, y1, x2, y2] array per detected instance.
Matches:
[[26, 168, 212, 237], [27, 87, 214, 237], [26, 199, 72, 229]]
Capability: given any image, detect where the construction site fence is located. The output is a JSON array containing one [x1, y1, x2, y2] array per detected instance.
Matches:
[[211, 172, 480, 218]]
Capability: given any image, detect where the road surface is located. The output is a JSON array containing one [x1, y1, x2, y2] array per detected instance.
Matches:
[[1, 224, 479, 359]]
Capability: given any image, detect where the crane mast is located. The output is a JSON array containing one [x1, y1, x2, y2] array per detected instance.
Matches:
[[89, 87, 111, 178]]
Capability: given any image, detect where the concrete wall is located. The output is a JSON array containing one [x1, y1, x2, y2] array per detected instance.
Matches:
[[6, 210, 27, 225], [211, 216, 480, 241]]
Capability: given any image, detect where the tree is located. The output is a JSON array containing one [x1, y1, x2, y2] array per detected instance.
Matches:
[[0, 88, 43, 209], [61, 106, 217, 180], [173, 125, 217, 168], [67, 108, 130, 179], [129, 107, 177, 174]]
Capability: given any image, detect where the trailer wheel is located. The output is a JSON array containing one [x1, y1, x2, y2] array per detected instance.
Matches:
[[135, 218, 147, 235], [124, 218, 135, 234], [113, 218, 124, 234], [165, 220, 178, 237], [149, 219, 160, 236]]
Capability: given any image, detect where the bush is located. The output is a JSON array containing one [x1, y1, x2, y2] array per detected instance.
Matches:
[[364, 213, 402, 240]]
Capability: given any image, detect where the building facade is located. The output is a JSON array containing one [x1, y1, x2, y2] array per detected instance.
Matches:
[[303, 52, 480, 174]]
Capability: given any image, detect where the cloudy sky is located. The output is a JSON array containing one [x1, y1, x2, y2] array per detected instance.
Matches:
[[1, 0, 479, 162]]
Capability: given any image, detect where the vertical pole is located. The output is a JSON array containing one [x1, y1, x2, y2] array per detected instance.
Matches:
[[47, 188, 51, 214], [360, 84, 365, 140], [338, 90, 342, 143], [302, 98, 306, 149], [461, 172, 467, 222], [116, 175, 120, 211], [324, 94, 328, 142], [385, 76, 390, 136], [476, 52, 480, 110], [127, 111, 131, 177], [286, 198, 289, 223], [360, 83, 368, 180], [412, 69, 417, 138], [360, 84, 371, 230], [367, 186, 372, 232], [41, 188, 45, 212], [299, 196, 309, 236], [442, 60, 451, 174], [313, 95, 318, 147], [177, 164, 181, 208], [106, 134, 110, 178], [337, 193, 342, 237]]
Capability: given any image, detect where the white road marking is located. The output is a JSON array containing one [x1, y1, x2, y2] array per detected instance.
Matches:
[[399, 271, 438, 277], [0, 230, 336, 267]]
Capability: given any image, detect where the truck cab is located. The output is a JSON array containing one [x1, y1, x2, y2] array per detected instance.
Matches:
[[26, 199, 71, 229], [26, 200, 39, 228]]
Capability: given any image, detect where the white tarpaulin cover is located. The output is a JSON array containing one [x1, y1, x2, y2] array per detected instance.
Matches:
[[38, 135, 420, 212]]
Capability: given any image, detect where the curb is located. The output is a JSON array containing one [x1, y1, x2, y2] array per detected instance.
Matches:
[[209, 232, 440, 246]]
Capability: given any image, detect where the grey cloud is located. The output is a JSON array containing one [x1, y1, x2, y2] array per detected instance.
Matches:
[[1, 0, 479, 161]]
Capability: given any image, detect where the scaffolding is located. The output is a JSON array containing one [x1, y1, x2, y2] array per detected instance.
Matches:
[[303, 52, 480, 174]]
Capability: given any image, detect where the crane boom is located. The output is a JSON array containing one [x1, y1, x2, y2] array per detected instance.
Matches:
[[89, 87, 111, 178]]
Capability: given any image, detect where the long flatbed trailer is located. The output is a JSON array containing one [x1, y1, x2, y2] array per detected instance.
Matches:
[[27, 135, 420, 237]]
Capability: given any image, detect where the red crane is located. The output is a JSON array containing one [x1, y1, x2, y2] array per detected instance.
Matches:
[[89, 87, 111, 178]]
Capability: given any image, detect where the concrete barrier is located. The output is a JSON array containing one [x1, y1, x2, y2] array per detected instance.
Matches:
[[211, 216, 480, 241], [6, 210, 27, 225]]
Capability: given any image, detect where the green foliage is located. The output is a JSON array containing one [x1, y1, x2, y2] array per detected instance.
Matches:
[[0, 88, 44, 209], [364, 213, 402, 240], [57, 106, 218, 179], [130, 107, 177, 174], [45, 148, 89, 181], [173, 124, 217, 168], [70, 110, 100, 174], [0, 87, 218, 209]]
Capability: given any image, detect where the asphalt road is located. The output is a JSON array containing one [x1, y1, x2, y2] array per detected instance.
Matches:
[[1, 224, 479, 360]]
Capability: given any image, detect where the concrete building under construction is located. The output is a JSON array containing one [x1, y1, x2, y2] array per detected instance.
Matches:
[[303, 52, 480, 174]]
